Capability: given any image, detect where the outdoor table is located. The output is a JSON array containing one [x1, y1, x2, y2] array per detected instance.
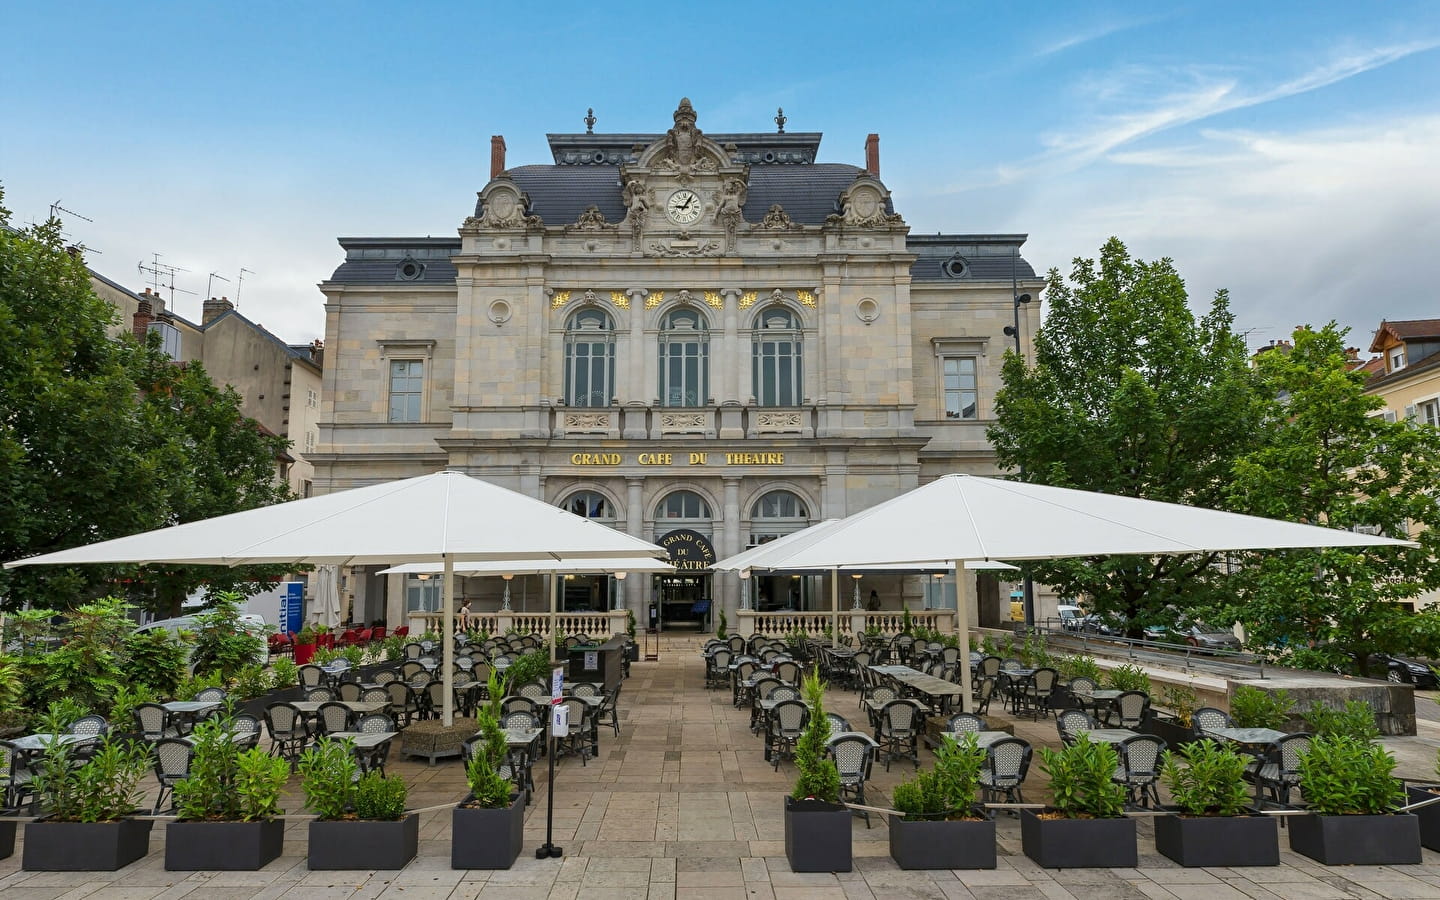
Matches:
[[326, 730, 398, 774], [180, 729, 251, 746], [939, 730, 1012, 749], [9, 732, 90, 753], [868, 664, 963, 711], [289, 700, 390, 716], [163, 700, 220, 716], [1078, 728, 1140, 744], [1205, 726, 1288, 747]]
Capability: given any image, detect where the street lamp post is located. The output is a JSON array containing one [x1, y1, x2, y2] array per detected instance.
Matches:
[[1003, 286, 1036, 628]]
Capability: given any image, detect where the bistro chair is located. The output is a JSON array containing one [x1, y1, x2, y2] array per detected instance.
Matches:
[[503, 709, 540, 731], [973, 676, 998, 717], [355, 713, 396, 774], [555, 698, 593, 765], [705, 650, 733, 690], [767, 684, 800, 703], [571, 682, 600, 698], [0, 740, 38, 812], [298, 664, 325, 690], [1113, 734, 1166, 808], [134, 703, 178, 742], [861, 684, 898, 728], [403, 642, 425, 659], [317, 701, 354, 736], [826, 733, 878, 827], [1109, 691, 1151, 729], [594, 685, 623, 739], [1019, 667, 1058, 720], [305, 686, 336, 703], [1192, 707, 1233, 741], [421, 680, 449, 719], [518, 680, 549, 702], [732, 661, 759, 707], [384, 681, 420, 729], [232, 714, 263, 751], [400, 660, 427, 682], [979, 737, 1033, 807], [337, 681, 364, 702], [151, 738, 194, 813], [768, 699, 809, 769], [774, 661, 803, 685], [193, 687, 228, 704], [945, 712, 986, 734], [1057, 709, 1099, 747], [1245, 733, 1313, 809], [977, 656, 1002, 679], [874, 699, 924, 771], [65, 714, 110, 753], [825, 712, 852, 734], [727, 635, 746, 655], [264, 702, 310, 770], [372, 668, 400, 686], [502, 696, 540, 721]]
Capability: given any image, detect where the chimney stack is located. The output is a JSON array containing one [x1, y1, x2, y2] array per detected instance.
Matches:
[[132, 292, 154, 340], [202, 294, 234, 325], [865, 133, 880, 176], [490, 135, 507, 179]]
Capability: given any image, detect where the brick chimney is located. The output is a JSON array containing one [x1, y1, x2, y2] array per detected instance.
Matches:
[[202, 295, 234, 325], [132, 290, 155, 339], [310, 338, 325, 368], [490, 135, 507, 179], [865, 133, 880, 176]]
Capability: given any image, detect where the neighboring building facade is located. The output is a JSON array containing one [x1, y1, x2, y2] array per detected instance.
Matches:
[[314, 99, 1042, 630], [1364, 318, 1440, 611]]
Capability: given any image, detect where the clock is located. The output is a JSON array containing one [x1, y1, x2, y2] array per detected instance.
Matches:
[[666, 189, 702, 225]]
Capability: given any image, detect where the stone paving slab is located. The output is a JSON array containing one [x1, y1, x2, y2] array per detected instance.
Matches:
[[2, 634, 1440, 898]]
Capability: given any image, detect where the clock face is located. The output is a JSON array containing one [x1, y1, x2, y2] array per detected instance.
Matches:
[[666, 189, 702, 225]]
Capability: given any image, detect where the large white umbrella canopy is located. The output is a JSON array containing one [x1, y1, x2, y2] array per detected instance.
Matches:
[[748, 474, 1414, 714], [378, 558, 676, 576], [4, 470, 666, 725]]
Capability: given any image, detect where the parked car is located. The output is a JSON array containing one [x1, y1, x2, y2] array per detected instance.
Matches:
[[1369, 654, 1440, 688], [1056, 605, 1085, 631], [1179, 622, 1242, 652]]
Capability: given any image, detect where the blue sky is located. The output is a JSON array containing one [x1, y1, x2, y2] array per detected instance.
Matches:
[[3, 1, 1438, 352]]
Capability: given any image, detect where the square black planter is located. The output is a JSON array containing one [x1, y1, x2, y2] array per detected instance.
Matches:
[[888, 813, 995, 869], [1143, 715, 1194, 749], [1153, 812, 1279, 867], [165, 819, 285, 870], [0, 818, 14, 861], [1405, 785, 1440, 851], [1020, 808, 1137, 869], [784, 796, 852, 873], [23, 818, 152, 871], [308, 813, 419, 869], [1288, 812, 1421, 865], [452, 795, 524, 869]]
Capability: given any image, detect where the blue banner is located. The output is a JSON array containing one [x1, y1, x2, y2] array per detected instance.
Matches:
[[280, 581, 304, 636]]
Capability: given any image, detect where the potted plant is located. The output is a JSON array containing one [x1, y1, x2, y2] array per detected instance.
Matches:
[[1405, 746, 1440, 851], [1146, 684, 1199, 748], [888, 733, 994, 869], [1229, 684, 1291, 729], [1022, 734, 1136, 868], [452, 671, 524, 869], [784, 670, 850, 872], [293, 624, 318, 665], [1153, 740, 1278, 866], [165, 717, 291, 870], [300, 737, 418, 869], [22, 734, 153, 870], [1289, 735, 1420, 865]]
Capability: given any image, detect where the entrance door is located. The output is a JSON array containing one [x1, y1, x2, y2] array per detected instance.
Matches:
[[654, 575, 711, 630]]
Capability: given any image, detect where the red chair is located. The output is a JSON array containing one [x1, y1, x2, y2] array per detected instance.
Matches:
[[370, 626, 387, 643], [339, 629, 359, 647], [268, 633, 292, 656], [355, 628, 372, 645], [394, 626, 410, 639]]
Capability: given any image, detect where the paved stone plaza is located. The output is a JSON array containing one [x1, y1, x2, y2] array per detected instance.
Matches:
[[3, 637, 1440, 899]]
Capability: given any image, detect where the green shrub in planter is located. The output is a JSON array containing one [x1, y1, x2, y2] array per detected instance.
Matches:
[[453, 669, 524, 869], [1229, 685, 1291, 729], [785, 671, 849, 872], [167, 717, 289, 870], [24, 729, 154, 870], [1162, 741, 1249, 817], [1040, 733, 1126, 819], [1025, 734, 1135, 868], [301, 738, 416, 870], [1155, 740, 1278, 866], [889, 734, 994, 869], [268, 657, 299, 690], [1302, 700, 1379, 740], [1290, 735, 1418, 865], [1105, 664, 1150, 694]]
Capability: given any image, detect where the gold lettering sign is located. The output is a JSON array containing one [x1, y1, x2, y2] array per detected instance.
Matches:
[[570, 453, 622, 465], [637, 452, 673, 465], [725, 452, 785, 465]]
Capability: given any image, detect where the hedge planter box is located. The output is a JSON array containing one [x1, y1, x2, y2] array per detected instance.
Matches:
[[165, 819, 285, 870], [1020, 809, 1137, 869], [23, 818, 152, 871], [1153, 812, 1279, 867], [1405, 785, 1440, 851], [452, 795, 524, 870], [309, 813, 419, 870], [0, 818, 15, 861], [888, 813, 995, 870], [1143, 715, 1195, 749], [1288, 812, 1421, 866], [784, 797, 852, 873]]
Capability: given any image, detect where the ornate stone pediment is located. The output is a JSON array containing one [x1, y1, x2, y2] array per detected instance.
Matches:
[[470, 177, 542, 230], [646, 239, 722, 258], [571, 205, 610, 230], [634, 98, 733, 180], [826, 176, 905, 228], [757, 204, 797, 230]]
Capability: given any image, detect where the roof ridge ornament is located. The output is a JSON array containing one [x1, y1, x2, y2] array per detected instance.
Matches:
[[775, 107, 786, 134], [585, 108, 596, 134]]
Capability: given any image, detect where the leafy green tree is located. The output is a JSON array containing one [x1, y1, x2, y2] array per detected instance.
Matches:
[[988, 237, 1266, 632], [0, 189, 295, 614], [1218, 324, 1440, 672]]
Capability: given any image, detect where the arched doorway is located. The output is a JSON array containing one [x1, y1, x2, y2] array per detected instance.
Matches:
[[652, 490, 713, 629]]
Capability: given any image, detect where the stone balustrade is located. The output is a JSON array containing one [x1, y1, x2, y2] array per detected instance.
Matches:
[[734, 609, 956, 638]]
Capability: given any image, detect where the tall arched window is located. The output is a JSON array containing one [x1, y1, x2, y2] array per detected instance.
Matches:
[[560, 490, 615, 523], [752, 307, 802, 406], [750, 490, 810, 545], [658, 308, 709, 407], [564, 308, 615, 407], [655, 490, 711, 520]]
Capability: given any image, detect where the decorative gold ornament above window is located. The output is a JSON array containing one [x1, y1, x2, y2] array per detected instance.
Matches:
[[738, 291, 758, 310], [610, 291, 629, 309], [645, 291, 665, 309], [703, 291, 725, 310], [550, 290, 571, 309], [796, 290, 817, 308]]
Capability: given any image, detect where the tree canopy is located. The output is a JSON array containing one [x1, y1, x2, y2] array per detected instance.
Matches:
[[0, 191, 294, 613], [988, 237, 1266, 631]]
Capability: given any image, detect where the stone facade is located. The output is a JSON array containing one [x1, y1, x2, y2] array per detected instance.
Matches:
[[314, 100, 1042, 628]]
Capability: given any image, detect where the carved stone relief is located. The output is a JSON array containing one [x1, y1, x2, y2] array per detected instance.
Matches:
[[757, 204, 797, 230], [572, 205, 609, 230], [475, 180, 542, 229], [646, 240, 722, 258], [564, 412, 612, 431], [826, 178, 905, 228]]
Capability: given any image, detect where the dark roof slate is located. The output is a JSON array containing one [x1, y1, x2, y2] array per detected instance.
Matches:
[[907, 234, 1036, 283]]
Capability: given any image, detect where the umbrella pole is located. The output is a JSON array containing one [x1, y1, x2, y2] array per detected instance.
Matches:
[[550, 573, 559, 664], [956, 562, 973, 714], [442, 555, 455, 726], [831, 568, 839, 652]]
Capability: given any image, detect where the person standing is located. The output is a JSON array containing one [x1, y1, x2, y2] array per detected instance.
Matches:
[[867, 590, 881, 611], [457, 598, 472, 633]]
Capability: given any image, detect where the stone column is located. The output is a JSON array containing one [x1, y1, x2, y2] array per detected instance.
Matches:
[[626, 288, 648, 404], [626, 477, 648, 618], [721, 476, 742, 620], [721, 289, 742, 403]]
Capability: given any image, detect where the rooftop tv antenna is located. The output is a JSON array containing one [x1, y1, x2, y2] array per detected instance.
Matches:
[[206, 272, 230, 302], [137, 253, 195, 306], [48, 200, 101, 254], [235, 267, 256, 307]]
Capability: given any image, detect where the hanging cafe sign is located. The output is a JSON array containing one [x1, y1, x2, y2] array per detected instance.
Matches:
[[569, 451, 785, 466], [658, 529, 716, 571]]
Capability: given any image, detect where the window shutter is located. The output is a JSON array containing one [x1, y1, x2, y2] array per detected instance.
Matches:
[[1384, 410, 1397, 423], [1405, 404, 1417, 425]]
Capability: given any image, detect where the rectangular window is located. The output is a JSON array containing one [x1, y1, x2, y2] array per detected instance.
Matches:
[[1419, 399, 1440, 427], [388, 360, 423, 423], [304, 429, 317, 453], [307, 389, 319, 409], [941, 356, 978, 420], [1391, 347, 1407, 371], [405, 575, 440, 614]]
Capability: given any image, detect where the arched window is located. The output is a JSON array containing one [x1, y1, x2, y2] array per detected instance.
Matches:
[[658, 308, 709, 407], [561, 491, 615, 522], [752, 307, 802, 406], [564, 308, 615, 407], [655, 490, 711, 520], [751, 491, 808, 520]]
